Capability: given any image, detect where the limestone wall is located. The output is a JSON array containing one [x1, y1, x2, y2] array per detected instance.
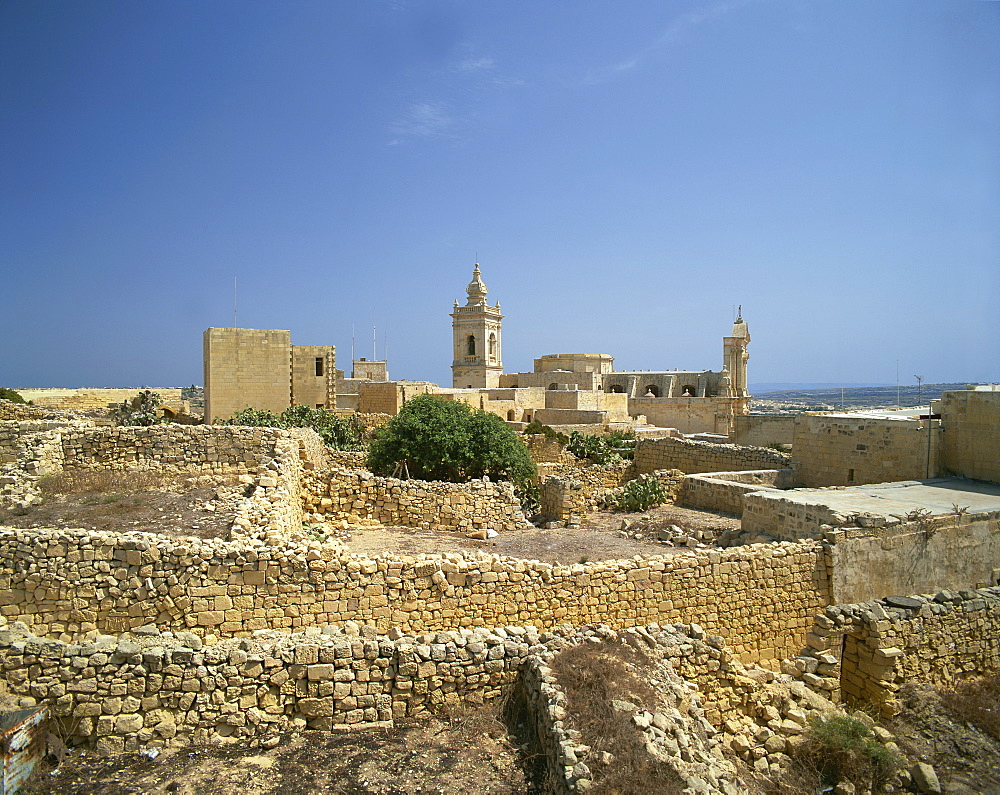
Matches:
[[827, 513, 1000, 604], [635, 436, 790, 475], [0, 617, 534, 753], [678, 469, 795, 517], [14, 389, 184, 411], [939, 388, 1000, 483], [791, 414, 940, 488], [731, 414, 796, 447], [784, 587, 1000, 718], [301, 469, 529, 534], [0, 400, 67, 421], [204, 328, 292, 422], [0, 526, 830, 665]]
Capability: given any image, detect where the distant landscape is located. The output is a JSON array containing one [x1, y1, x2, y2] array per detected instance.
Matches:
[[751, 382, 985, 410]]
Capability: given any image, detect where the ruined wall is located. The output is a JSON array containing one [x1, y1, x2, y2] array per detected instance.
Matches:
[[785, 587, 1000, 718], [731, 414, 796, 447], [678, 469, 795, 517], [939, 388, 1000, 483], [628, 397, 723, 435], [0, 617, 534, 753], [0, 526, 830, 665], [635, 436, 790, 475], [204, 328, 291, 422], [13, 389, 184, 411], [827, 514, 1000, 604], [0, 401, 57, 421], [301, 469, 529, 534], [791, 414, 940, 488]]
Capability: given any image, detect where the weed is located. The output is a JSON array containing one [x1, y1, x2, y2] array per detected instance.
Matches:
[[940, 673, 1000, 742], [551, 641, 684, 793], [789, 713, 900, 789], [578, 555, 589, 564], [611, 476, 667, 513]]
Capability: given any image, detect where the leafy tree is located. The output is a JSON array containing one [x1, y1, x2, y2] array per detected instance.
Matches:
[[222, 405, 364, 450], [111, 390, 162, 426], [366, 394, 536, 486], [0, 388, 27, 404]]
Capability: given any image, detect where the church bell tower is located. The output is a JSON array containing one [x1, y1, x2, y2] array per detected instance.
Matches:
[[451, 264, 503, 388]]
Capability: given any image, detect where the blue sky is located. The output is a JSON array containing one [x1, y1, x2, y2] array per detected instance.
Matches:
[[2, 0, 998, 390]]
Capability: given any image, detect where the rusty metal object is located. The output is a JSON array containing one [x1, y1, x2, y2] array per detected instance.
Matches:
[[1, 706, 48, 795]]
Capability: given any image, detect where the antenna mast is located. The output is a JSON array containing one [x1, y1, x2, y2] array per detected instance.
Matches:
[[233, 276, 237, 327]]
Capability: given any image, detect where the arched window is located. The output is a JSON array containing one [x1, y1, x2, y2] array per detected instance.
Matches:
[[488, 332, 496, 359], [643, 385, 661, 397], [548, 383, 558, 391], [608, 385, 625, 394], [467, 335, 476, 356], [507, 410, 516, 421], [681, 385, 697, 397]]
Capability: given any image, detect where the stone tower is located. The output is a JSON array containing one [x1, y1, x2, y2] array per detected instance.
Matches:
[[451, 264, 503, 388], [722, 309, 751, 411]]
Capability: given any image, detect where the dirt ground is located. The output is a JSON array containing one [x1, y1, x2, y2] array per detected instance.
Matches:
[[331, 504, 739, 564], [25, 713, 541, 795], [1, 471, 739, 563], [0, 470, 239, 540]]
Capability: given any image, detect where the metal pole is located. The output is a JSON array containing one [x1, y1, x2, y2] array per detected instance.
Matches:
[[926, 401, 933, 479]]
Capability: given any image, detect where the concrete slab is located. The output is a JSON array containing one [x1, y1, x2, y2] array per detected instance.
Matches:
[[779, 478, 1000, 518]]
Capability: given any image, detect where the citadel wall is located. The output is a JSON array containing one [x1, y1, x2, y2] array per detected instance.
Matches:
[[791, 414, 940, 487], [730, 414, 796, 447], [939, 388, 1000, 482], [13, 388, 185, 412]]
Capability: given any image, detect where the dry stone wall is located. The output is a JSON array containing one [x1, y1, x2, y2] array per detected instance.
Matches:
[[301, 469, 529, 533], [678, 469, 796, 517], [0, 615, 536, 753], [0, 526, 830, 664], [784, 587, 1000, 719], [635, 436, 790, 476]]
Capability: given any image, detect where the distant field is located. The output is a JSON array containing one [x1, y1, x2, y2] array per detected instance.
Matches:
[[752, 382, 981, 409]]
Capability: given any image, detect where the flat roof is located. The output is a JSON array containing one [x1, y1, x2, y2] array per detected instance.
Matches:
[[778, 478, 1000, 518]]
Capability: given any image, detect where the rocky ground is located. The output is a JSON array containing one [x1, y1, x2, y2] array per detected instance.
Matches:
[[24, 712, 541, 795]]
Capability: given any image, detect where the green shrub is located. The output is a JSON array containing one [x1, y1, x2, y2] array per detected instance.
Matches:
[[797, 713, 900, 787], [367, 394, 536, 487], [523, 420, 568, 445], [111, 390, 162, 426], [566, 430, 623, 464], [610, 476, 667, 512], [0, 388, 27, 404], [222, 405, 363, 451]]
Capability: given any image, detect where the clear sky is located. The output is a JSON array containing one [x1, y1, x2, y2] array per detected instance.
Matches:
[[2, 0, 998, 390]]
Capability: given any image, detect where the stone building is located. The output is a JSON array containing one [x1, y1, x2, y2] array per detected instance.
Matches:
[[203, 328, 336, 422]]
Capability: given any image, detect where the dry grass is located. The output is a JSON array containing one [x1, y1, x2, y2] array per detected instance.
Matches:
[[940, 673, 1000, 742], [38, 468, 185, 496], [550, 640, 685, 794]]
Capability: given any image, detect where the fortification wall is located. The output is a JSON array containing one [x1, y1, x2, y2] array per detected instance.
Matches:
[[731, 414, 796, 447], [791, 415, 939, 487], [0, 526, 830, 665], [827, 514, 1000, 604], [939, 388, 1000, 482], [784, 587, 1000, 718], [634, 436, 790, 475], [14, 388, 184, 411]]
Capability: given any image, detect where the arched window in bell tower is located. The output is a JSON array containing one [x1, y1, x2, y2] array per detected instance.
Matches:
[[467, 335, 476, 356], [488, 332, 496, 360]]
